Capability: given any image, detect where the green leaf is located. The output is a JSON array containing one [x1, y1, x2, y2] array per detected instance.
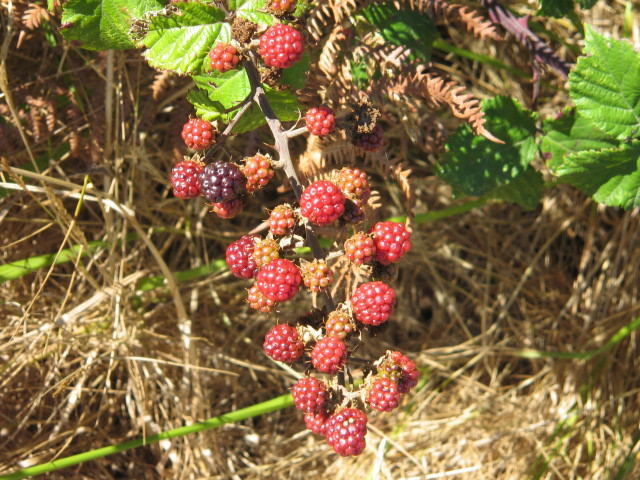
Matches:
[[538, 0, 574, 17], [490, 167, 544, 210], [187, 89, 226, 122], [228, 0, 277, 27], [360, 3, 437, 61], [193, 69, 252, 110], [550, 143, 640, 209], [61, 0, 163, 50], [141, 3, 230, 74], [281, 51, 310, 90], [437, 96, 538, 200], [578, 0, 598, 9], [569, 26, 640, 140], [541, 111, 617, 166], [350, 59, 370, 90], [232, 88, 300, 134]]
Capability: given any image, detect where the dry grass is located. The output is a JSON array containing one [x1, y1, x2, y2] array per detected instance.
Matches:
[[1, 1, 640, 479]]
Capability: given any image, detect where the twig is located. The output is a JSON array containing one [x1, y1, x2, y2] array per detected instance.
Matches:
[[203, 96, 254, 162], [243, 58, 335, 311]]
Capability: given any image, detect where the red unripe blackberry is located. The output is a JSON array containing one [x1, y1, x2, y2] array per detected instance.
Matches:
[[311, 336, 347, 374], [351, 281, 395, 326], [367, 377, 401, 412], [170, 160, 204, 199], [370, 221, 411, 265], [269, 204, 296, 236], [242, 154, 274, 193], [247, 284, 277, 312], [259, 24, 304, 69], [253, 238, 280, 268], [181, 118, 216, 150], [198, 161, 247, 203], [301, 259, 333, 292], [299, 180, 345, 226], [304, 410, 328, 436], [352, 124, 384, 152], [344, 232, 376, 265], [211, 198, 244, 218], [336, 167, 370, 205], [263, 324, 303, 362], [325, 408, 367, 456], [324, 311, 355, 339], [209, 43, 240, 72], [390, 351, 419, 393], [291, 376, 327, 413], [305, 106, 335, 137], [226, 235, 259, 279], [268, 0, 296, 15], [256, 258, 302, 302]]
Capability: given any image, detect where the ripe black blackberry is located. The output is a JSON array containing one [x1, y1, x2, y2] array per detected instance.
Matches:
[[198, 161, 247, 203]]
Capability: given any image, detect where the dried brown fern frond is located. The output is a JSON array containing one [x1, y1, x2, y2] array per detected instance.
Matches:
[[396, 0, 502, 40], [305, 1, 336, 42], [150, 70, 175, 100], [21, 2, 49, 30], [25, 95, 56, 142], [388, 66, 501, 143], [298, 134, 415, 216]]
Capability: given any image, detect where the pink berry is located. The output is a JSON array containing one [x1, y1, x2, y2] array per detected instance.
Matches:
[[304, 410, 329, 436], [269, 204, 296, 236], [367, 377, 401, 412], [247, 284, 277, 313], [256, 258, 302, 302], [299, 180, 345, 226], [305, 106, 335, 136], [225, 235, 259, 279], [259, 24, 304, 69], [263, 324, 303, 362], [291, 377, 327, 413], [351, 281, 395, 326], [324, 408, 367, 456], [209, 43, 240, 72], [211, 198, 244, 218], [344, 232, 376, 265], [311, 336, 347, 374], [170, 160, 203, 199], [181, 118, 216, 150], [370, 221, 411, 265]]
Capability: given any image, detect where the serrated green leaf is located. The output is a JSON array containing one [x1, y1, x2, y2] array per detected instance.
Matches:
[[490, 167, 544, 210], [569, 26, 640, 140], [538, 0, 574, 17], [232, 88, 300, 134], [187, 89, 226, 121], [361, 4, 437, 61], [541, 111, 617, 166], [193, 69, 252, 110], [228, 0, 277, 27], [550, 143, 640, 209], [61, 0, 163, 50], [437, 96, 538, 198], [281, 51, 310, 90], [141, 3, 230, 74]]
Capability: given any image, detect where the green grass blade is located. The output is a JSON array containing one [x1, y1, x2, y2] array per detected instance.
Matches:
[[0, 394, 294, 480], [513, 316, 640, 360]]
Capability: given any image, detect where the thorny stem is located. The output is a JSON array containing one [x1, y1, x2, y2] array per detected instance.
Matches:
[[202, 96, 254, 162], [243, 58, 336, 311]]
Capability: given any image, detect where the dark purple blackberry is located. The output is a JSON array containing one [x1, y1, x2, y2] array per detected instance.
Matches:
[[198, 161, 247, 203]]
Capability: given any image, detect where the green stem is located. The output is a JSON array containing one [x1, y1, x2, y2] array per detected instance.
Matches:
[[0, 394, 293, 480], [388, 197, 491, 224]]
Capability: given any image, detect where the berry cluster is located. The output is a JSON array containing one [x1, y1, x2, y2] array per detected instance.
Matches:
[[165, 6, 415, 457]]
